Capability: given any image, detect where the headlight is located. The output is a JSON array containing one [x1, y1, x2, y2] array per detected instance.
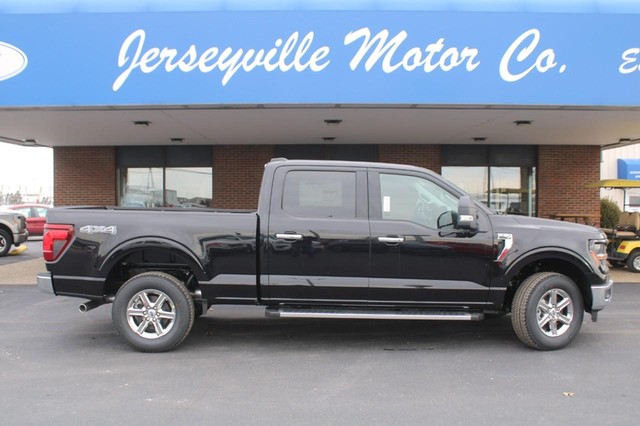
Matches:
[[12, 214, 26, 230], [589, 239, 608, 272]]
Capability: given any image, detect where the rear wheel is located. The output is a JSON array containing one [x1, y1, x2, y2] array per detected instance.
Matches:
[[511, 272, 584, 350], [112, 272, 195, 352], [0, 229, 12, 257], [626, 251, 640, 273]]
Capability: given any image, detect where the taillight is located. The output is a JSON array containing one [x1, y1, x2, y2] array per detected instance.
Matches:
[[43, 224, 74, 262]]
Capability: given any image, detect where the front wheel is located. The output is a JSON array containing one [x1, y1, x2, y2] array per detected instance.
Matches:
[[511, 272, 584, 351], [0, 229, 12, 257], [112, 272, 195, 352], [626, 251, 640, 273]]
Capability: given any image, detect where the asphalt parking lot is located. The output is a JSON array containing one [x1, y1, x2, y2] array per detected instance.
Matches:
[[1, 282, 639, 425], [1, 238, 43, 265]]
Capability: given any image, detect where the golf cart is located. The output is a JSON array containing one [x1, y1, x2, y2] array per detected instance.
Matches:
[[588, 179, 640, 272]]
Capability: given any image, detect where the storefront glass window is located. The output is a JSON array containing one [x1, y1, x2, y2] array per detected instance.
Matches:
[[441, 167, 488, 206], [442, 166, 536, 216], [119, 167, 164, 207], [165, 167, 213, 207], [119, 167, 213, 208], [117, 146, 213, 208]]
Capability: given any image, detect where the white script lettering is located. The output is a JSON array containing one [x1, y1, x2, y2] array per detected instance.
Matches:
[[344, 27, 479, 73], [620, 48, 640, 74], [112, 29, 331, 90], [499, 29, 566, 82]]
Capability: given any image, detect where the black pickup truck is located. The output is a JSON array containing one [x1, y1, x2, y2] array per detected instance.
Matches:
[[38, 158, 613, 352]]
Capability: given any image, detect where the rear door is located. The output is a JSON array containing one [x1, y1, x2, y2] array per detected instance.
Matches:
[[266, 165, 370, 304]]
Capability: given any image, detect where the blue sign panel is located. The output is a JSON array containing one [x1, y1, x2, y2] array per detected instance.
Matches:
[[1, 10, 640, 106], [618, 159, 640, 180]]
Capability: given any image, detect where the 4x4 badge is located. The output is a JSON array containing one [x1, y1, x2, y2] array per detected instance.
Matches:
[[79, 225, 117, 235]]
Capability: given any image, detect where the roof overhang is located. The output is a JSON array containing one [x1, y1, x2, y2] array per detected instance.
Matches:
[[1, 105, 640, 148]]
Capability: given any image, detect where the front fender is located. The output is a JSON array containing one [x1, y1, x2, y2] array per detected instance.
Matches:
[[500, 247, 595, 285]]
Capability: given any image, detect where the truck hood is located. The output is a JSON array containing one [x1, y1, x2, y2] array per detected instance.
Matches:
[[489, 214, 607, 241]]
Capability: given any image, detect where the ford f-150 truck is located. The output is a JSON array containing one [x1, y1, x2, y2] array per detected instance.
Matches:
[[38, 159, 613, 352]]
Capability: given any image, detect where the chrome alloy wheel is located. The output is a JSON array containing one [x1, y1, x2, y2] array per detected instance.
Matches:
[[0, 235, 6, 252], [633, 255, 640, 271], [536, 288, 574, 337], [126, 290, 176, 339]]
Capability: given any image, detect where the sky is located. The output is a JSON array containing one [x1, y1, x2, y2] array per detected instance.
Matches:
[[0, 143, 53, 203]]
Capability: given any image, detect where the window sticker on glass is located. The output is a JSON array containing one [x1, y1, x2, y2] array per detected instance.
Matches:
[[383, 196, 391, 213]]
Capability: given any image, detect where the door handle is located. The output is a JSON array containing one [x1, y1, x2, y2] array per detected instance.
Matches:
[[378, 236, 404, 244], [276, 233, 303, 241]]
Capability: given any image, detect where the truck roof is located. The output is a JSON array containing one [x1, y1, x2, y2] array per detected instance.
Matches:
[[267, 157, 440, 176]]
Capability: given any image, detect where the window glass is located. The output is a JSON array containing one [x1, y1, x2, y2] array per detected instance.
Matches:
[[490, 167, 521, 213], [119, 168, 164, 207], [380, 174, 458, 229], [442, 166, 536, 215], [119, 167, 213, 208], [165, 167, 212, 207], [34, 208, 48, 218], [441, 167, 488, 206], [283, 171, 356, 218], [14, 207, 32, 217]]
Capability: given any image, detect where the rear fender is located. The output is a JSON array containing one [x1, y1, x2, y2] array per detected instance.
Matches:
[[99, 237, 208, 281]]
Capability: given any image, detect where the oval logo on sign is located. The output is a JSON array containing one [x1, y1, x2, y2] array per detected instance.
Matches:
[[0, 42, 28, 81]]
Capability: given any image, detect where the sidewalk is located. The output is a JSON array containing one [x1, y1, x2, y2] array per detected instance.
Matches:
[[1, 257, 638, 285]]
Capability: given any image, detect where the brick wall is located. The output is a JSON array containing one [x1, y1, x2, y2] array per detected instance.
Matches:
[[212, 145, 276, 209], [54, 146, 116, 206], [51, 144, 602, 221], [538, 145, 601, 224], [378, 144, 442, 173]]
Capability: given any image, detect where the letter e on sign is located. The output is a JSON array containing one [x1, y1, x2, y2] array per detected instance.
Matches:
[[0, 42, 28, 81], [620, 48, 640, 74]]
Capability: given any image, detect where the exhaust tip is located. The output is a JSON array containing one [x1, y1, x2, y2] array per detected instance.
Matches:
[[78, 300, 102, 313]]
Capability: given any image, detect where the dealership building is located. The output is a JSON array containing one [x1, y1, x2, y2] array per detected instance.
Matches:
[[2, 0, 640, 224]]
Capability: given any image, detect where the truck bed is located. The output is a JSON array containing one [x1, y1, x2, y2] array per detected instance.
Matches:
[[45, 206, 259, 302]]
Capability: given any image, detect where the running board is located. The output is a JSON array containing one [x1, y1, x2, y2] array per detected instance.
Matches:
[[265, 307, 483, 321]]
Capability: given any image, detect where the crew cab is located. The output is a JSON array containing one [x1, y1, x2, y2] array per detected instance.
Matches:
[[37, 159, 613, 352]]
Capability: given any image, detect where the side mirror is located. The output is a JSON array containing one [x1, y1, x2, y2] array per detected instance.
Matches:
[[456, 196, 478, 232]]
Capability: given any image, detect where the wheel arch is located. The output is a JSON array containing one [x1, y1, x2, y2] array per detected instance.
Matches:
[[99, 237, 209, 296], [502, 249, 595, 312], [0, 223, 13, 240]]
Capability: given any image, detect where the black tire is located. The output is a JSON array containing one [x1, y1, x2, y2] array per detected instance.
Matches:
[[511, 272, 584, 351], [609, 260, 626, 268], [0, 229, 12, 257], [112, 272, 195, 352], [626, 251, 640, 273]]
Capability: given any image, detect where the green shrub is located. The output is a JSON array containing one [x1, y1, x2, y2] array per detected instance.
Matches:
[[601, 198, 621, 228]]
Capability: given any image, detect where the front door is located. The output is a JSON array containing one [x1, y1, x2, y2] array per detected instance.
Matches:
[[368, 171, 494, 309], [266, 166, 370, 304]]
